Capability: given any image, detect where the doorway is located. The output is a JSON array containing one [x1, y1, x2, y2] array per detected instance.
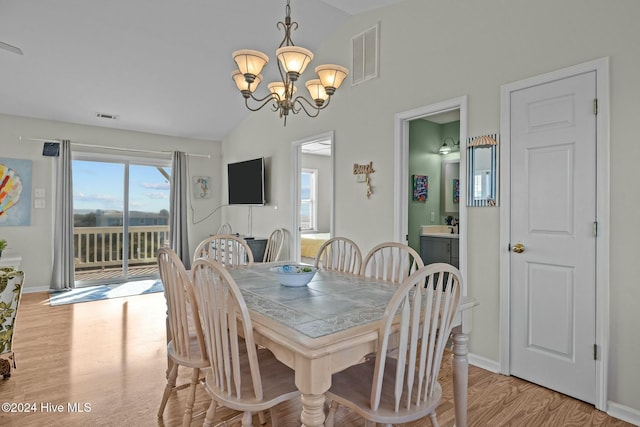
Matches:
[[499, 58, 609, 409], [291, 131, 335, 262], [72, 153, 171, 286], [394, 96, 468, 295]]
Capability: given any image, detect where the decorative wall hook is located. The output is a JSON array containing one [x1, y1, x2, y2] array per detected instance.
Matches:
[[353, 161, 375, 198]]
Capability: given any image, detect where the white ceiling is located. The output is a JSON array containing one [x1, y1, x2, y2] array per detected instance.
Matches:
[[0, 0, 403, 142]]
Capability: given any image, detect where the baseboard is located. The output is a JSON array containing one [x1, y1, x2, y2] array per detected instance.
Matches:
[[23, 285, 52, 294], [468, 352, 501, 373], [608, 401, 640, 426]]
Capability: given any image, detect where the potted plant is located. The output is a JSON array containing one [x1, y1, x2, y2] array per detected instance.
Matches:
[[0, 239, 6, 257]]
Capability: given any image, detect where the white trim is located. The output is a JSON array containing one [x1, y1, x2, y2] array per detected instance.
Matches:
[[24, 285, 52, 294], [607, 401, 640, 426], [468, 353, 501, 374], [499, 57, 610, 410], [394, 96, 468, 295], [291, 131, 335, 261]]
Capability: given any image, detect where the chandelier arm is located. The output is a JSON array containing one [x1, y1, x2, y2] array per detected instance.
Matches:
[[243, 93, 279, 112], [292, 95, 329, 118]]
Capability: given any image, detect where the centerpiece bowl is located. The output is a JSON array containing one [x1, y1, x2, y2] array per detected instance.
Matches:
[[269, 264, 317, 287]]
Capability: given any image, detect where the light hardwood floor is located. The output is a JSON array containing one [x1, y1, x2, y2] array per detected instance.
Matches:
[[0, 291, 631, 427]]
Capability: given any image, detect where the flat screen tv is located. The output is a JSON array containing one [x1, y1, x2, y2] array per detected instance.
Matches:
[[227, 157, 266, 205]]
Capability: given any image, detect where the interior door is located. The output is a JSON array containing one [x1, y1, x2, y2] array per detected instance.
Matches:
[[509, 71, 597, 403]]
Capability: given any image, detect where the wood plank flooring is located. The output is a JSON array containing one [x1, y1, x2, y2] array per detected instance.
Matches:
[[0, 292, 631, 427]]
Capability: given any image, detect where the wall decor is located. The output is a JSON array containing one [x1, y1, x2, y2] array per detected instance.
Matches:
[[412, 175, 428, 202], [353, 162, 375, 198], [466, 134, 499, 207], [453, 178, 460, 203], [0, 158, 32, 226], [192, 175, 212, 199]]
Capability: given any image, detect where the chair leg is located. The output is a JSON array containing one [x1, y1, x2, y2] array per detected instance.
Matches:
[[203, 400, 217, 427], [158, 362, 179, 417], [269, 407, 280, 426], [182, 367, 200, 427], [241, 411, 253, 427], [429, 411, 440, 427], [325, 400, 338, 427], [258, 410, 267, 425]]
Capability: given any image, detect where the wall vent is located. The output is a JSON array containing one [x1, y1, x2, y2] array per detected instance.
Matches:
[[351, 23, 379, 86], [96, 112, 119, 120]]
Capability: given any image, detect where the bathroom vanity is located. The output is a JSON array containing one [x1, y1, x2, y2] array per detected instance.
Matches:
[[419, 225, 459, 268]]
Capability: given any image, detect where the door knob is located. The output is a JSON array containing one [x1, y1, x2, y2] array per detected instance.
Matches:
[[512, 243, 525, 253]]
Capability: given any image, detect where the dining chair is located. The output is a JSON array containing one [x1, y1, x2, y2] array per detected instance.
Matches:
[[157, 247, 209, 426], [0, 267, 25, 379], [216, 222, 233, 235], [325, 263, 462, 427], [194, 234, 254, 268], [361, 242, 424, 285], [314, 236, 362, 274], [190, 258, 301, 427], [263, 228, 286, 262]]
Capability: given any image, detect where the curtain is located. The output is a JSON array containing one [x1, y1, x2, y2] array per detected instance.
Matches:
[[51, 140, 75, 290], [170, 151, 190, 269]]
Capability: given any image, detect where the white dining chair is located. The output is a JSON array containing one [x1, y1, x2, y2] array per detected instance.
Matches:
[[361, 242, 424, 285], [325, 263, 462, 427], [216, 222, 233, 235], [193, 234, 254, 268], [157, 247, 209, 426], [263, 228, 286, 262], [314, 236, 362, 274], [190, 258, 301, 427]]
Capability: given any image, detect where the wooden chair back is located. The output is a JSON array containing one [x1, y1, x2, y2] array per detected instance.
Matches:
[[263, 228, 286, 263], [361, 242, 424, 284], [216, 223, 233, 235], [193, 234, 254, 268], [314, 237, 362, 274], [157, 247, 206, 362], [371, 263, 461, 412], [190, 258, 264, 401]]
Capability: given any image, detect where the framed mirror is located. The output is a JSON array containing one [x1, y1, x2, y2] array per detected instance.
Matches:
[[466, 134, 499, 207]]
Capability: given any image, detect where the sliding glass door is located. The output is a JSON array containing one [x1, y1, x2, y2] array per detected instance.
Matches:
[[72, 155, 171, 286]]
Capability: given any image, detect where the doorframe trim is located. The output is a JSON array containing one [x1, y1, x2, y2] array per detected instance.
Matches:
[[290, 131, 335, 261], [499, 57, 610, 410], [393, 95, 468, 296]]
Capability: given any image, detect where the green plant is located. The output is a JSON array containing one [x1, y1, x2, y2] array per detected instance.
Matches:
[[0, 240, 6, 252]]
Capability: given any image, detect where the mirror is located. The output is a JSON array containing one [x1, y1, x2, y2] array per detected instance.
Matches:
[[442, 159, 460, 213], [466, 134, 499, 207]]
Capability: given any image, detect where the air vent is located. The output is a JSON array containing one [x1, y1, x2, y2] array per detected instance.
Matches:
[[96, 112, 119, 120], [351, 23, 379, 86]]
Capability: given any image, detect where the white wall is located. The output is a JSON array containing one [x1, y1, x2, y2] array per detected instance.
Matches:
[[221, 0, 640, 416], [0, 113, 221, 291], [302, 153, 331, 232]]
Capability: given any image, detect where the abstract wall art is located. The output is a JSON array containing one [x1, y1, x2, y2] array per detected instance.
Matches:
[[0, 158, 32, 226]]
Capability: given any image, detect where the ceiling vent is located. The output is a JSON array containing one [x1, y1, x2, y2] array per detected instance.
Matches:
[[351, 23, 379, 86], [96, 112, 119, 120]]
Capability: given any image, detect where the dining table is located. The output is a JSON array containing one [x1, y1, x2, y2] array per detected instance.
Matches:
[[226, 262, 479, 427]]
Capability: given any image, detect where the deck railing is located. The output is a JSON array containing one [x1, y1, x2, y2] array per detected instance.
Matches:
[[74, 225, 169, 270]]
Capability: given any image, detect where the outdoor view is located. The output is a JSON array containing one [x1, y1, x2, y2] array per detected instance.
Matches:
[[72, 160, 171, 284], [300, 170, 315, 231]]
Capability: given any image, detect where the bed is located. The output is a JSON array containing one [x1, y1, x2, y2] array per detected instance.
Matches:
[[300, 232, 330, 258]]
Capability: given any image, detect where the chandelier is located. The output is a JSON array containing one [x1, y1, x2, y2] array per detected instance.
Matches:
[[231, 0, 349, 125]]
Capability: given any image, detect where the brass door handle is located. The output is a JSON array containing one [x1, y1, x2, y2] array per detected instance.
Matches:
[[512, 243, 525, 253]]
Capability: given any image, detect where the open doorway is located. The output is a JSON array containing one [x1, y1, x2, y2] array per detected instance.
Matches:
[[291, 131, 334, 263], [394, 96, 468, 295]]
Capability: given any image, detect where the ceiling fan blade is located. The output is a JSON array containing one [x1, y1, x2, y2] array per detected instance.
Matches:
[[0, 41, 23, 55]]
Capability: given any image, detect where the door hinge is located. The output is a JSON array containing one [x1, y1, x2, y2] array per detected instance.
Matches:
[[593, 343, 599, 360], [593, 98, 598, 115], [593, 221, 598, 237], [507, 243, 511, 252], [406, 234, 409, 242]]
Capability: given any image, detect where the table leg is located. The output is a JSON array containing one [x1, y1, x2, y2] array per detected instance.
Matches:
[[451, 329, 469, 427], [300, 393, 326, 427]]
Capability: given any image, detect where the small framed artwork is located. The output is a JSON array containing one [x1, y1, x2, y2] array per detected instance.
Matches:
[[192, 176, 212, 199], [412, 175, 428, 202], [453, 178, 460, 204]]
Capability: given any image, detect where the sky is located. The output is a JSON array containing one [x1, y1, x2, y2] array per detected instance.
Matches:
[[72, 160, 171, 213]]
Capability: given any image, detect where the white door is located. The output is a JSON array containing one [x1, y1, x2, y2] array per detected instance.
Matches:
[[510, 71, 597, 403]]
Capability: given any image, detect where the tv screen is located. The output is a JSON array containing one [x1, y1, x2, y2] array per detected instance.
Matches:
[[227, 157, 266, 205]]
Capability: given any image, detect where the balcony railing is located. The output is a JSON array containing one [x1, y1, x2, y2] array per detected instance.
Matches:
[[74, 225, 169, 271]]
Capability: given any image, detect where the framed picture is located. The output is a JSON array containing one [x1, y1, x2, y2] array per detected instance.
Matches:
[[412, 175, 428, 202], [192, 176, 212, 199], [453, 178, 460, 204], [0, 158, 32, 226]]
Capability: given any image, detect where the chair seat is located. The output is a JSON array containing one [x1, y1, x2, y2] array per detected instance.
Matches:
[[167, 335, 209, 369], [204, 348, 299, 413], [326, 356, 442, 425]]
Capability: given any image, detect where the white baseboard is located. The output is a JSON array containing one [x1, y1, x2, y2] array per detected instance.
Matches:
[[608, 401, 640, 426], [468, 352, 500, 373], [23, 285, 51, 294]]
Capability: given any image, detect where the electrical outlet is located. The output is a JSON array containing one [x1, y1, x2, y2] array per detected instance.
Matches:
[[34, 199, 45, 209], [34, 187, 46, 198]]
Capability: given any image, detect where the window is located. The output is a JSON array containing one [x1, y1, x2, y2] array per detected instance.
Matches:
[[300, 169, 318, 231]]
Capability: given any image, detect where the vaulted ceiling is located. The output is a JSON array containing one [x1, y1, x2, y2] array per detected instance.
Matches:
[[0, 0, 403, 141]]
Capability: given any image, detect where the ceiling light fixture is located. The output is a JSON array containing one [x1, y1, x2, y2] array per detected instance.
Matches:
[[231, 0, 349, 125]]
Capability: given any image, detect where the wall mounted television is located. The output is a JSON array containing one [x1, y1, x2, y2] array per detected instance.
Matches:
[[227, 157, 266, 206]]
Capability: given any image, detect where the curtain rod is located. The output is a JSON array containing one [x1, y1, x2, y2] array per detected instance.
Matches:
[[18, 136, 211, 158]]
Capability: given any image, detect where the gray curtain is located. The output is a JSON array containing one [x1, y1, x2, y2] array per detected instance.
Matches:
[[51, 140, 75, 290], [170, 151, 190, 269]]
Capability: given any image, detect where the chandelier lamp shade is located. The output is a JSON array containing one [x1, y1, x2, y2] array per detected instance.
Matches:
[[231, 0, 349, 125]]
